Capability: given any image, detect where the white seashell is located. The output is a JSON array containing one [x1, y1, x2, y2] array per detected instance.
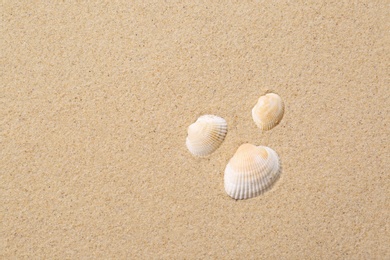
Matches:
[[224, 143, 281, 200], [252, 93, 284, 131], [186, 115, 228, 157]]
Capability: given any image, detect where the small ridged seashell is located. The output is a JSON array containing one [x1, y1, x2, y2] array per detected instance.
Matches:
[[224, 143, 281, 200], [186, 115, 228, 157], [252, 93, 284, 131]]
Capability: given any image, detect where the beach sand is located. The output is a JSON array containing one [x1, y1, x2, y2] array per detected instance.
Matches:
[[2, 1, 389, 258]]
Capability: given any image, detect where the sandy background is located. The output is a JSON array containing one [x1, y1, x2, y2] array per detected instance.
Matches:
[[2, 1, 389, 259]]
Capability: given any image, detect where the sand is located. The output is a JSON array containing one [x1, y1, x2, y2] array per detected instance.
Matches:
[[2, 1, 389, 259]]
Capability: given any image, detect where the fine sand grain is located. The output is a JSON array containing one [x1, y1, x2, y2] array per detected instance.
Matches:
[[2, 1, 389, 258]]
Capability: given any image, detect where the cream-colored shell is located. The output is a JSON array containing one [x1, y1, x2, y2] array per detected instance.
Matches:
[[224, 143, 281, 200], [252, 93, 284, 131], [186, 115, 228, 157]]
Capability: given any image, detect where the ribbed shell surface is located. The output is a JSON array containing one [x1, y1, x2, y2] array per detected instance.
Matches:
[[252, 93, 284, 131], [186, 115, 228, 156], [224, 144, 281, 200]]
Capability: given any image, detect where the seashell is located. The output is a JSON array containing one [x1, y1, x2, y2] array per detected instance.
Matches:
[[186, 115, 228, 157], [224, 143, 281, 200], [252, 93, 284, 131]]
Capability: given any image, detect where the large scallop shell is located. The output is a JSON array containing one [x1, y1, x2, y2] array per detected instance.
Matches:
[[186, 115, 228, 157], [252, 93, 284, 131], [224, 143, 281, 200]]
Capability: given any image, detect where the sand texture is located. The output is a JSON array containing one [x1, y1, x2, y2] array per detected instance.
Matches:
[[2, 1, 389, 259]]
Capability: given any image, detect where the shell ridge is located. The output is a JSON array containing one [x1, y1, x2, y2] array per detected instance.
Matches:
[[186, 115, 227, 156], [252, 93, 284, 131], [224, 144, 281, 200]]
